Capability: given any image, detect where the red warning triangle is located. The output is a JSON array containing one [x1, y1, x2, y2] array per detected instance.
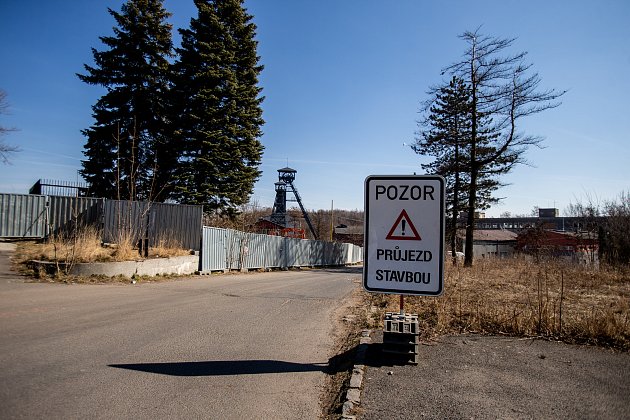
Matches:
[[386, 209, 421, 241]]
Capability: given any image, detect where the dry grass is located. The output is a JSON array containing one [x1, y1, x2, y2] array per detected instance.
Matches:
[[150, 236, 190, 258], [365, 257, 630, 351], [16, 227, 191, 267], [35, 226, 110, 263], [110, 231, 138, 262]]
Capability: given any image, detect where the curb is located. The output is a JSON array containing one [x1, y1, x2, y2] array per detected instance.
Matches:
[[341, 329, 371, 419]]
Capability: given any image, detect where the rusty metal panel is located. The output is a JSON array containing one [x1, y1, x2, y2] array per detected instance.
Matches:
[[0, 193, 47, 238]]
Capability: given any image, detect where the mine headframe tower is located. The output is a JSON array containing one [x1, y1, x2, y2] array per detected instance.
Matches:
[[270, 167, 318, 240]]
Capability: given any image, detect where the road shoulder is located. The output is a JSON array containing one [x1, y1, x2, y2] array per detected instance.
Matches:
[[358, 332, 630, 419]]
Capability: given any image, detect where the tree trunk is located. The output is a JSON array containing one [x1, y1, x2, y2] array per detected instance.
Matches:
[[464, 163, 477, 267], [464, 40, 478, 268], [451, 142, 460, 265], [450, 198, 458, 265]]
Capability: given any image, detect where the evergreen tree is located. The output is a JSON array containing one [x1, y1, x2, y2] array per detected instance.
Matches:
[[415, 77, 471, 263], [171, 0, 264, 215], [78, 0, 174, 201], [414, 76, 504, 264]]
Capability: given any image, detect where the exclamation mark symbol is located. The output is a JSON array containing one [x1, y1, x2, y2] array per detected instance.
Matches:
[[401, 219, 406, 236]]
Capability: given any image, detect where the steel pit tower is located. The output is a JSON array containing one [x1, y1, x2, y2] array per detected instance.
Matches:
[[270, 167, 318, 239]]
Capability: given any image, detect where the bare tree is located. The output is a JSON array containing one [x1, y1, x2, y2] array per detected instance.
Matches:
[[601, 191, 630, 266], [443, 29, 566, 266], [0, 89, 19, 164], [566, 192, 630, 267]]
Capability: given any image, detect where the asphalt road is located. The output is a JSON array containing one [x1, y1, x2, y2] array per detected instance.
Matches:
[[0, 244, 360, 419]]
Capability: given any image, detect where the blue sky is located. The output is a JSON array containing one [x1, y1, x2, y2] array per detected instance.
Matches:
[[1, 0, 628, 216]]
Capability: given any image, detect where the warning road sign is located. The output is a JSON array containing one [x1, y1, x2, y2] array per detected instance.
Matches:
[[363, 175, 445, 296], [385, 209, 421, 240]]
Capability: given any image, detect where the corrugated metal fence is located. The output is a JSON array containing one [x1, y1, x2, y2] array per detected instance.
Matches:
[[0, 193, 202, 250], [48, 196, 104, 236], [200, 226, 363, 272], [103, 200, 202, 250], [0, 193, 47, 238], [1, 194, 362, 270]]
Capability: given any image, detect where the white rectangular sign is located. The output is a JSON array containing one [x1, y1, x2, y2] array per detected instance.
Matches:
[[363, 175, 445, 296]]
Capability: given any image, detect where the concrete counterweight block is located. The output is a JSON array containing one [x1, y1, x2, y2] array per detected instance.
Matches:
[[382, 312, 420, 364]]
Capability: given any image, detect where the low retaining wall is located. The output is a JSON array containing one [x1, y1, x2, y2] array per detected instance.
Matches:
[[69, 255, 199, 277]]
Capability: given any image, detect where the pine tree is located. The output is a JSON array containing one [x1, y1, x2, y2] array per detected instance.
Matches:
[[78, 0, 174, 201], [415, 77, 470, 263], [415, 76, 503, 263], [171, 0, 264, 215]]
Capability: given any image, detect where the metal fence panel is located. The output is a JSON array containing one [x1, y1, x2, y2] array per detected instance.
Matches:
[[48, 196, 104, 236], [225, 229, 245, 270], [301, 239, 312, 266], [200, 226, 363, 272], [0, 193, 47, 238], [264, 235, 284, 268], [104, 200, 203, 250], [357, 245, 364, 263], [1, 193, 203, 250], [103, 200, 148, 245], [330, 242, 342, 264], [2, 194, 365, 268], [242, 232, 269, 269], [150, 202, 203, 250], [201, 227, 228, 271], [332, 241, 345, 265], [283, 237, 299, 267], [309, 240, 324, 266], [324, 241, 334, 265]]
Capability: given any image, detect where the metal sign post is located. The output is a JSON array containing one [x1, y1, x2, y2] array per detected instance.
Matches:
[[363, 175, 445, 296]]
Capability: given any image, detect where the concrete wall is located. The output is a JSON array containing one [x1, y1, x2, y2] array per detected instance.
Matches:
[[70, 255, 199, 277]]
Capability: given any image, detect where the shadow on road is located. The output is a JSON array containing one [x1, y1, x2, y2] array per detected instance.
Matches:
[[362, 342, 416, 367], [109, 347, 359, 377], [109, 360, 326, 376], [108, 342, 409, 377]]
